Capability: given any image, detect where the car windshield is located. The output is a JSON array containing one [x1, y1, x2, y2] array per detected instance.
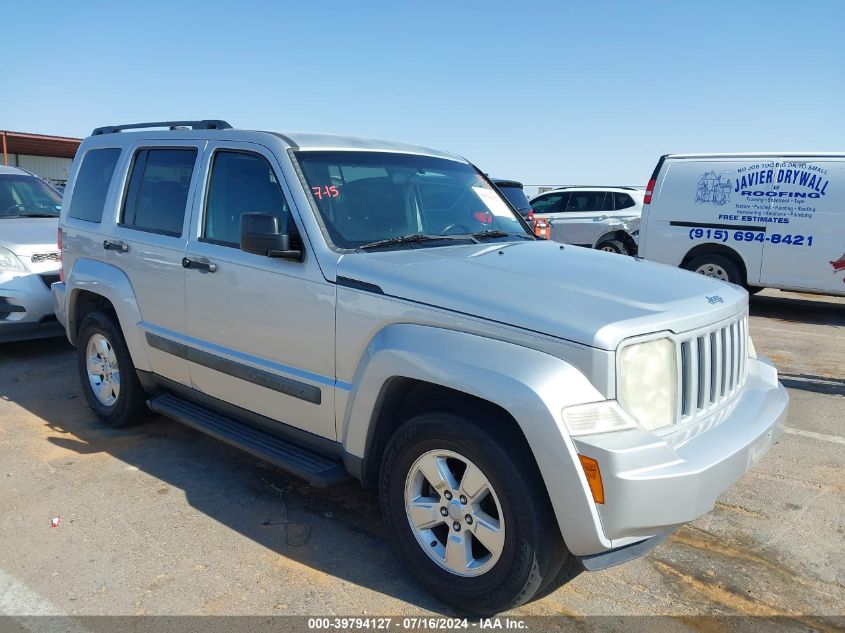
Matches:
[[295, 151, 531, 249], [495, 183, 531, 212], [0, 174, 62, 218]]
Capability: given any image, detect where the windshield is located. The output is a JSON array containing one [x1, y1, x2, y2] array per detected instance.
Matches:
[[0, 174, 62, 218], [495, 183, 531, 212], [295, 151, 531, 249]]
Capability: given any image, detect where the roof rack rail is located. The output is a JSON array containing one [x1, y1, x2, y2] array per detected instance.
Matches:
[[91, 120, 233, 135]]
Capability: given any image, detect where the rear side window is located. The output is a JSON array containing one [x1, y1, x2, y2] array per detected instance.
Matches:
[[68, 148, 121, 222], [121, 148, 197, 236], [203, 151, 290, 247], [614, 193, 636, 210]]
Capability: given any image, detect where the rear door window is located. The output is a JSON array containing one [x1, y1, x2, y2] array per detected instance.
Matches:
[[566, 191, 607, 212], [121, 148, 197, 236], [68, 148, 122, 223]]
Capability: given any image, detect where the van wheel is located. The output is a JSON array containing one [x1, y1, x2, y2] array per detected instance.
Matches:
[[684, 253, 743, 286], [380, 411, 568, 615], [77, 311, 148, 427], [596, 239, 627, 255]]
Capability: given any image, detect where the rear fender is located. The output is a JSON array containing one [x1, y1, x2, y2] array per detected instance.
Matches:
[[66, 258, 151, 372]]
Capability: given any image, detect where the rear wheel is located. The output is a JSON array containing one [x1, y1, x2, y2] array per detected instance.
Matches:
[[595, 239, 628, 255], [77, 311, 148, 427], [380, 411, 568, 615], [684, 253, 744, 286]]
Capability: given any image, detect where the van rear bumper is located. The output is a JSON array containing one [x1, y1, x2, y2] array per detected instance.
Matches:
[[573, 356, 787, 547]]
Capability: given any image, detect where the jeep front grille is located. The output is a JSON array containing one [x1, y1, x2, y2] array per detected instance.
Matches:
[[678, 312, 748, 423]]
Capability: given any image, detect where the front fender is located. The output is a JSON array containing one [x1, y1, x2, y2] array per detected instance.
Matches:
[[341, 324, 613, 554], [66, 258, 151, 372]]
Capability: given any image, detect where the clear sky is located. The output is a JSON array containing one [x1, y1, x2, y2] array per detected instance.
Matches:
[[3, 0, 844, 191]]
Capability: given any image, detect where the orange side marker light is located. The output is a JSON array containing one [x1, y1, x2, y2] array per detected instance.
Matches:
[[578, 455, 604, 504]]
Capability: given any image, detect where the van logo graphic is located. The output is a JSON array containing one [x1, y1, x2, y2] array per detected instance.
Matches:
[[695, 171, 732, 206], [706, 295, 724, 305], [831, 253, 845, 273]]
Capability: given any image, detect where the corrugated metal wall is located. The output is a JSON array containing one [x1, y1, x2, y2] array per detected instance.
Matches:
[[13, 155, 73, 183]]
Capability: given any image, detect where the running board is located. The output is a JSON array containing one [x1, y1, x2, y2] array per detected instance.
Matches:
[[147, 393, 348, 487]]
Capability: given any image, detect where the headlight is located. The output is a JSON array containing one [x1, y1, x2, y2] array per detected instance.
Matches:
[[562, 400, 638, 437], [0, 246, 25, 272], [618, 337, 677, 431], [747, 334, 757, 359]]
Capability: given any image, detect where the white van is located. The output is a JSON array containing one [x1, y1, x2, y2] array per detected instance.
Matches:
[[639, 153, 844, 296]]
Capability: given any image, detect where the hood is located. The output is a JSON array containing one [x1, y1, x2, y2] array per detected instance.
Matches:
[[336, 240, 747, 350], [0, 217, 60, 256]]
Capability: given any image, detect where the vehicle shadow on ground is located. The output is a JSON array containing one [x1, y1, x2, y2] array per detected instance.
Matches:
[[749, 293, 845, 327], [0, 338, 579, 615], [778, 373, 845, 397]]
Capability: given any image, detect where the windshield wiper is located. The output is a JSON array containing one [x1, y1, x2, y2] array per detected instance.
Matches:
[[469, 229, 533, 241], [359, 233, 475, 251], [19, 213, 59, 218]]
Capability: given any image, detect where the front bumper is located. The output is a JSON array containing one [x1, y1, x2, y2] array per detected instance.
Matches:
[[573, 355, 787, 549], [0, 270, 63, 342]]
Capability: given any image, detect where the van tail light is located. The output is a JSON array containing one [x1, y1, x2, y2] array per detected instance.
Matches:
[[644, 155, 667, 205], [644, 178, 656, 205], [57, 228, 64, 282]]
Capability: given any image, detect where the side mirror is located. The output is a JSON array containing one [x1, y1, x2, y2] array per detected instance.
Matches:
[[240, 212, 302, 261]]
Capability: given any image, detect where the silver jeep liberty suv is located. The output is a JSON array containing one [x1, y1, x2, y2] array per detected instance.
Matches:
[[52, 120, 788, 614]]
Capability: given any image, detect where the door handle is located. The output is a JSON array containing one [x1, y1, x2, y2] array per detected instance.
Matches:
[[103, 239, 129, 252], [182, 257, 217, 273]]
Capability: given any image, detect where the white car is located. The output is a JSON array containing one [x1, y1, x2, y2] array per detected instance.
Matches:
[[638, 153, 844, 296], [0, 165, 64, 342], [529, 187, 644, 255]]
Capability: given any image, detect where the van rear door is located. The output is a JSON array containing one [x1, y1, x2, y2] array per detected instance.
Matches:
[[759, 158, 845, 293]]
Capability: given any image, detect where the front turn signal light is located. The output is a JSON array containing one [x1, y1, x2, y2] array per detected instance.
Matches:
[[578, 455, 605, 505]]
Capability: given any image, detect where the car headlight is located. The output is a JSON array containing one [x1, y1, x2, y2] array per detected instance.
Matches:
[[562, 400, 638, 437], [0, 246, 25, 272], [618, 337, 677, 431], [747, 334, 757, 359]]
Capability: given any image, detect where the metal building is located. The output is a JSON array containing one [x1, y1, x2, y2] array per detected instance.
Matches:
[[1, 130, 81, 186]]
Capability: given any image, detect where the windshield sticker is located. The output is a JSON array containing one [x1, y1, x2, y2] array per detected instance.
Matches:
[[311, 185, 339, 200], [472, 186, 512, 217]]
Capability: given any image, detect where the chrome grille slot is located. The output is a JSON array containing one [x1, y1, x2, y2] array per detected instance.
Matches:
[[677, 311, 748, 425]]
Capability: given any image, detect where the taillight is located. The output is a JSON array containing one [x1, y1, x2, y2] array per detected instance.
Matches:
[[644, 178, 656, 205], [57, 228, 64, 282], [527, 209, 535, 221]]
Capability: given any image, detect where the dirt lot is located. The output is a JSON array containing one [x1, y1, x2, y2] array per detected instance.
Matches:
[[0, 289, 842, 630]]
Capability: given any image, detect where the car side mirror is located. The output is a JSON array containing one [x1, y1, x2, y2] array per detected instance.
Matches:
[[240, 212, 302, 261]]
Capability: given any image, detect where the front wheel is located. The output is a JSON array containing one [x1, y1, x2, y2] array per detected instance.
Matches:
[[380, 411, 568, 615], [595, 239, 628, 255], [684, 253, 744, 286]]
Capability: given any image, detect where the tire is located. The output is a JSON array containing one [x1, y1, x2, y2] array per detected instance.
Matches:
[[684, 253, 744, 286], [76, 311, 148, 427], [380, 411, 568, 615], [595, 239, 627, 255]]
